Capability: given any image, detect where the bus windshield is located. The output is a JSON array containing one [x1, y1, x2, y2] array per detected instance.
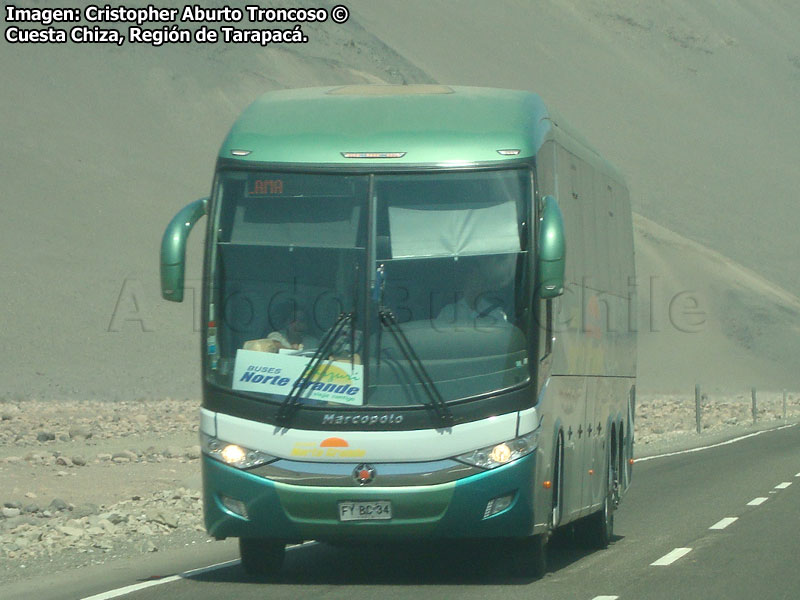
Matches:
[[207, 168, 531, 409]]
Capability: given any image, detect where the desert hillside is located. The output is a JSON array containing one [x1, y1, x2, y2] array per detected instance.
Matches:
[[1, 0, 798, 400], [0, 1, 430, 401], [634, 215, 800, 392], [351, 0, 800, 295]]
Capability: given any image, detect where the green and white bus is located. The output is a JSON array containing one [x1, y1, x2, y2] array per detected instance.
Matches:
[[161, 85, 636, 578]]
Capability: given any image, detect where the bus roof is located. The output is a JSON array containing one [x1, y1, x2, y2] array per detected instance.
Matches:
[[218, 85, 553, 166]]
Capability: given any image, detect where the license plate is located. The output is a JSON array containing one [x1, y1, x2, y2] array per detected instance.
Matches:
[[338, 500, 392, 521]]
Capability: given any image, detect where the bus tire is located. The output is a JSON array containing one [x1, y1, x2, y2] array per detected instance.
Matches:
[[239, 538, 286, 577], [552, 432, 565, 528], [582, 444, 616, 549], [509, 533, 547, 579]]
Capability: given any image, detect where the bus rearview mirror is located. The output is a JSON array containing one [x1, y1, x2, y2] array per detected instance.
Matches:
[[536, 195, 566, 299], [160, 197, 207, 302]]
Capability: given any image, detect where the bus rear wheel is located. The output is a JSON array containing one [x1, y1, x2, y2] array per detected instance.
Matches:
[[239, 538, 286, 577]]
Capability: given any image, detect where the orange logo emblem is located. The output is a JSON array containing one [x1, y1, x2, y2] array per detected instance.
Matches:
[[292, 438, 366, 458]]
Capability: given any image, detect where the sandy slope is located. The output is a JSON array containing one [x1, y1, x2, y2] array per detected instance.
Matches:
[[349, 0, 800, 295], [635, 214, 800, 392], [0, 0, 798, 404], [0, 1, 430, 402], [350, 0, 800, 394]]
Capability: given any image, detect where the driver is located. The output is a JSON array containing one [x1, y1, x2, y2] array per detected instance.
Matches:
[[243, 304, 319, 353], [266, 307, 319, 351]]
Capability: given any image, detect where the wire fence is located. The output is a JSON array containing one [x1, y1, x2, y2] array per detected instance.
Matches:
[[636, 388, 799, 439]]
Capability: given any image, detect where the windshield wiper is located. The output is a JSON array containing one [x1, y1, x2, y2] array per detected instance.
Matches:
[[378, 309, 454, 427], [276, 311, 353, 426]]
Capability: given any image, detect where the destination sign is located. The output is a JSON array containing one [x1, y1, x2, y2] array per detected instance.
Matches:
[[249, 178, 284, 196], [245, 173, 358, 198]]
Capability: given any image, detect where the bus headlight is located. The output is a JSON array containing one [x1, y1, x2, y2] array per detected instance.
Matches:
[[455, 430, 539, 469], [200, 433, 276, 469]]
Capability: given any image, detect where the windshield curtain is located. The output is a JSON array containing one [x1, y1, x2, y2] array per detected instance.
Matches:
[[367, 170, 530, 406], [207, 168, 531, 408]]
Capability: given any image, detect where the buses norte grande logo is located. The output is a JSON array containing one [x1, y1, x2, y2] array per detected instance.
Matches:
[[238, 361, 361, 396], [291, 437, 366, 458]]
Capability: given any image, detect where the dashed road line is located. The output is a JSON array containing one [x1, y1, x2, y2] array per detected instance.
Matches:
[[747, 497, 768, 506], [709, 517, 738, 530], [775, 482, 792, 489], [651, 547, 692, 566], [592, 596, 619, 600]]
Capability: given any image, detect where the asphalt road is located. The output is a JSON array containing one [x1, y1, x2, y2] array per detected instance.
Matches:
[[9, 424, 800, 600]]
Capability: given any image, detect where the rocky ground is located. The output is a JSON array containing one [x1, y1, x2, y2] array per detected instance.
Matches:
[[0, 392, 798, 584], [0, 398, 209, 583]]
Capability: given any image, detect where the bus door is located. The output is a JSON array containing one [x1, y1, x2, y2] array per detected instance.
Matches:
[[586, 376, 611, 509], [578, 377, 596, 513], [560, 377, 588, 522]]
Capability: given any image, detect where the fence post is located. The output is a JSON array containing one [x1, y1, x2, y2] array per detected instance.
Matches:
[[783, 389, 788, 421], [695, 384, 702, 433], [751, 388, 757, 424]]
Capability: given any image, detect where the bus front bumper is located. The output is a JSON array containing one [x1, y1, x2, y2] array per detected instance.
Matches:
[[202, 453, 537, 541]]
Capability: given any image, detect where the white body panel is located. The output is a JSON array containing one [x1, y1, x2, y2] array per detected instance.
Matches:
[[201, 407, 538, 462]]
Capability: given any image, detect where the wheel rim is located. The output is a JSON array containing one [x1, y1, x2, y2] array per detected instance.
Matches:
[[605, 446, 617, 538]]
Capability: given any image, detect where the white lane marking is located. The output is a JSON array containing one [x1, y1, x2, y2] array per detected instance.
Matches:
[[747, 497, 768, 506], [635, 424, 797, 463], [775, 482, 792, 489], [80, 575, 183, 600], [79, 560, 237, 600], [651, 547, 692, 566], [592, 596, 619, 600], [709, 517, 738, 530], [795, 472, 800, 477], [80, 541, 317, 599]]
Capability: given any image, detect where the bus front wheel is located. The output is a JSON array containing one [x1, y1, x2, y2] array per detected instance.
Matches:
[[581, 445, 616, 549], [239, 538, 286, 577], [509, 533, 547, 579]]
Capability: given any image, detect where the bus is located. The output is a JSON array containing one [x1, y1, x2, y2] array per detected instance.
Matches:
[[160, 84, 636, 578]]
